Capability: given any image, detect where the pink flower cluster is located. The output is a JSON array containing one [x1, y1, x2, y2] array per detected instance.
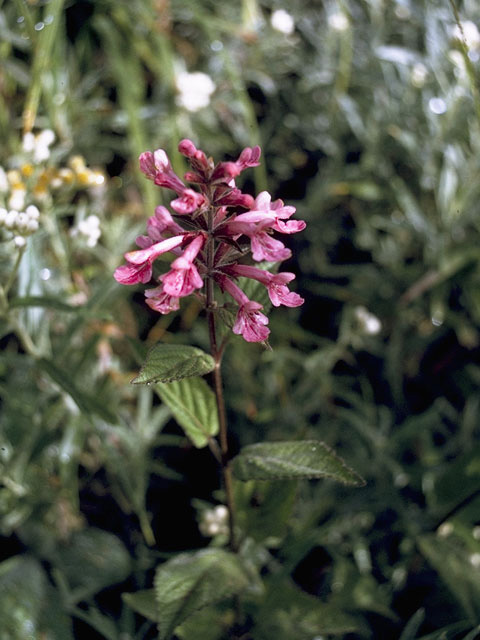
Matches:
[[114, 140, 306, 342]]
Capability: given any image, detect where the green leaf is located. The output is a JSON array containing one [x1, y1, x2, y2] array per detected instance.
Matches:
[[122, 589, 158, 622], [418, 533, 480, 622], [155, 377, 219, 448], [154, 549, 249, 640], [37, 358, 117, 423], [253, 576, 360, 639], [9, 296, 78, 312], [175, 607, 228, 640], [239, 480, 297, 543], [132, 344, 215, 384], [0, 556, 47, 640], [52, 528, 131, 601], [232, 440, 365, 484]]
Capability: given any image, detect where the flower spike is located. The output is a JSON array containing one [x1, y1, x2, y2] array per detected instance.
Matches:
[[115, 141, 305, 342]]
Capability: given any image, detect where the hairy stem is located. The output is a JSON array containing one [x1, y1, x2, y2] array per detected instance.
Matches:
[[206, 206, 237, 552]]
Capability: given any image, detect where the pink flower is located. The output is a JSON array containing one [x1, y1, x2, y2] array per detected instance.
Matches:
[[250, 231, 291, 262], [249, 192, 306, 234], [233, 301, 270, 342], [116, 141, 306, 342], [161, 234, 205, 297], [139, 149, 186, 195], [225, 264, 304, 308], [170, 188, 206, 214], [136, 206, 184, 247], [211, 146, 262, 183], [218, 275, 270, 342], [235, 146, 261, 171], [223, 211, 291, 262], [144, 283, 180, 314], [114, 235, 185, 285], [214, 187, 254, 209]]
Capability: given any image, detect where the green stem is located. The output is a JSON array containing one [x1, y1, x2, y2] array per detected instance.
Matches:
[[449, 0, 480, 127], [4, 245, 26, 297], [206, 205, 237, 552]]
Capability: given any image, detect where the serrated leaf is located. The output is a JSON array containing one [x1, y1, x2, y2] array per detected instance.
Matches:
[[232, 440, 365, 484], [154, 549, 249, 640], [122, 590, 158, 622], [155, 377, 219, 448], [132, 344, 215, 384]]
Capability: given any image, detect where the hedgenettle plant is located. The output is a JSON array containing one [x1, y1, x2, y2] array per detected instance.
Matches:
[[115, 140, 364, 637]]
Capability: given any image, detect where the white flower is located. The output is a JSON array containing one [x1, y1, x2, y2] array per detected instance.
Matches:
[[0, 167, 8, 193], [411, 63, 428, 88], [199, 505, 229, 537], [8, 188, 26, 211], [175, 71, 215, 112], [14, 236, 26, 248], [271, 9, 295, 35], [22, 129, 56, 163], [72, 214, 102, 247], [354, 306, 382, 335], [328, 12, 349, 32], [4, 210, 18, 229]]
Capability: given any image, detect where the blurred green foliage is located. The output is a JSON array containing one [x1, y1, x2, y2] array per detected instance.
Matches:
[[2, 0, 480, 638]]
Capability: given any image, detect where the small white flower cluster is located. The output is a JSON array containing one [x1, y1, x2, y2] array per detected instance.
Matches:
[[70, 214, 101, 248], [0, 204, 40, 248], [270, 9, 295, 35], [22, 129, 55, 163], [354, 306, 382, 335], [328, 12, 349, 32], [199, 504, 229, 537], [175, 71, 216, 112]]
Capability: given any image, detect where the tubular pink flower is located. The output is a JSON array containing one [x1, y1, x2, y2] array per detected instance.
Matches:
[[248, 191, 306, 234], [139, 149, 186, 194], [218, 275, 270, 342], [226, 264, 304, 308], [211, 146, 262, 183], [114, 261, 154, 285], [114, 235, 185, 285], [250, 232, 291, 262], [136, 206, 184, 247], [214, 187, 254, 209], [161, 234, 205, 297], [236, 146, 261, 170], [222, 211, 291, 262], [178, 139, 198, 157], [233, 301, 270, 342], [267, 273, 304, 307], [144, 283, 180, 314], [170, 189, 206, 214]]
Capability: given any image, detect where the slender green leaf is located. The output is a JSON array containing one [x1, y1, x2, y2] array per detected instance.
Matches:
[[232, 440, 365, 484], [122, 590, 158, 622], [398, 609, 425, 640], [418, 533, 480, 622], [155, 377, 219, 448], [9, 296, 78, 312], [154, 549, 249, 640], [132, 344, 215, 384], [37, 358, 117, 423]]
